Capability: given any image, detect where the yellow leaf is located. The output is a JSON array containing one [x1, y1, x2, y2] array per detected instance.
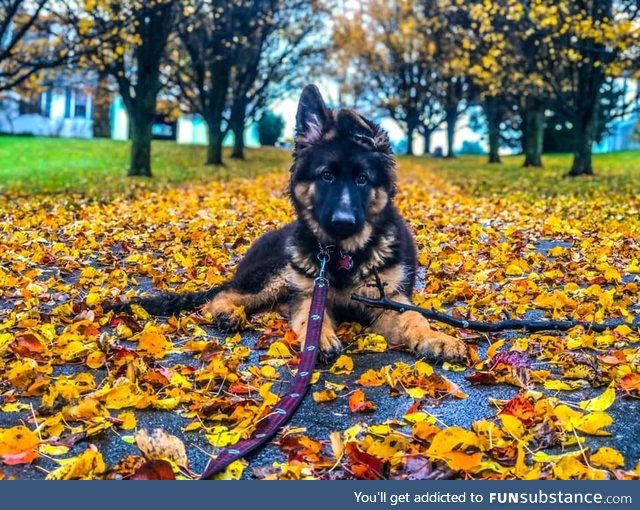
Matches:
[[182, 421, 202, 433], [590, 447, 624, 470], [266, 341, 291, 358], [575, 411, 612, 436], [130, 304, 150, 320], [356, 369, 385, 387], [86, 351, 106, 369], [86, 292, 101, 306], [427, 427, 482, 456], [412, 422, 440, 442], [544, 380, 581, 391], [0, 332, 13, 353], [260, 365, 278, 379], [405, 387, 427, 399], [325, 380, 346, 391], [614, 324, 632, 337], [414, 360, 434, 377], [137, 331, 172, 359], [442, 361, 466, 372], [403, 412, 435, 424], [368, 424, 392, 435], [487, 339, 505, 359], [1, 402, 31, 412], [312, 389, 338, 403], [506, 264, 524, 276], [366, 434, 409, 459], [351, 334, 387, 353], [329, 355, 354, 375], [63, 397, 108, 421], [499, 414, 526, 440], [329, 431, 344, 459], [152, 397, 181, 410], [118, 412, 137, 430], [99, 380, 145, 410], [532, 450, 581, 463], [343, 424, 363, 442], [553, 456, 589, 480], [578, 386, 616, 412], [46, 446, 106, 480], [213, 459, 245, 480], [39, 444, 70, 456], [206, 427, 242, 447], [258, 382, 278, 406]]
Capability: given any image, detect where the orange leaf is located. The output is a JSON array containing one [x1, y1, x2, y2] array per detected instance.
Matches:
[[0, 426, 40, 465], [348, 390, 376, 413]]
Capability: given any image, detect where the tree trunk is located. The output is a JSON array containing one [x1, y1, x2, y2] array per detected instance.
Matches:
[[406, 123, 415, 156], [204, 62, 231, 166], [231, 122, 244, 159], [230, 98, 247, 160], [207, 122, 224, 166], [568, 114, 596, 177], [445, 106, 457, 158], [93, 72, 112, 138], [522, 96, 544, 167], [567, 67, 602, 177], [128, 109, 154, 177], [566, 1, 609, 177], [485, 97, 501, 164], [423, 128, 432, 156], [111, 1, 176, 177]]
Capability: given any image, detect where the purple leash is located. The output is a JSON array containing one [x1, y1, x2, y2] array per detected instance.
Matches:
[[200, 250, 330, 480]]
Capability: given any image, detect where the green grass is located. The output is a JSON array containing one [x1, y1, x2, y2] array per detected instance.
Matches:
[[421, 151, 640, 198], [0, 135, 639, 198], [0, 136, 291, 195]]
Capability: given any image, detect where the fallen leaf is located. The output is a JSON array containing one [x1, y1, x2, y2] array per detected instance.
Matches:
[[135, 428, 188, 467]]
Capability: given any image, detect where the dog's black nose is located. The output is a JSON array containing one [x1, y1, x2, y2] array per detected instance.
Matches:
[[331, 210, 356, 228]]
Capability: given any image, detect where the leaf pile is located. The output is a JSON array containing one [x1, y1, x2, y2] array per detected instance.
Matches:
[[0, 157, 639, 480]]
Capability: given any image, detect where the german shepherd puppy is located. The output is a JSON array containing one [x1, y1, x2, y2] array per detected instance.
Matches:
[[109, 85, 466, 362]]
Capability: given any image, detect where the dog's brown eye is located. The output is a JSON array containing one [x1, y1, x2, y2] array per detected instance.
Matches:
[[355, 174, 369, 186], [321, 170, 335, 183]]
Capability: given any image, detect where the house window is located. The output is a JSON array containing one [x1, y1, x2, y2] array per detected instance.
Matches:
[[41, 90, 52, 117], [64, 88, 72, 118], [19, 95, 40, 115], [75, 90, 88, 119]]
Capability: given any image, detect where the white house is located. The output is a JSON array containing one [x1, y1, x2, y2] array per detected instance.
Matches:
[[0, 81, 94, 138]]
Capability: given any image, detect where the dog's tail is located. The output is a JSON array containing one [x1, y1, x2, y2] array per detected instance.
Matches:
[[104, 284, 227, 317]]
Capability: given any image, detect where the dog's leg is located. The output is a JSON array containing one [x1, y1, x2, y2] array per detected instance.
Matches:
[[370, 294, 467, 362], [289, 295, 342, 359], [202, 290, 251, 331], [203, 272, 288, 331]]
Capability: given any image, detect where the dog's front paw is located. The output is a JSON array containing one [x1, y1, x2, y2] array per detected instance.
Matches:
[[399, 312, 467, 362], [414, 332, 467, 362], [202, 299, 245, 332], [212, 311, 244, 332], [319, 332, 343, 362]]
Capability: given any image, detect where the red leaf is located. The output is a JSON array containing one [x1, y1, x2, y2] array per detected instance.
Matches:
[[499, 393, 535, 425], [345, 443, 385, 479], [9, 334, 46, 359], [130, 460, 176, 480]]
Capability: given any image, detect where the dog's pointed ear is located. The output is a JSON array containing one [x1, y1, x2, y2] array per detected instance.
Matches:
[[336, 109, 391, 153], [336, 109, 375, 146], [296, 85, 329, 138]]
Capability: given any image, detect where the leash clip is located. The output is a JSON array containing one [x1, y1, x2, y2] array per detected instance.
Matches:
[[316, 244, 332, 287]]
